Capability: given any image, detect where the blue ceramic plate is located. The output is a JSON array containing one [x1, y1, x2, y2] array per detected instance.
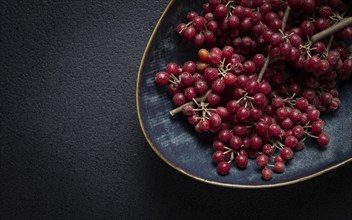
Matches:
[[136, 0, 352, 188]]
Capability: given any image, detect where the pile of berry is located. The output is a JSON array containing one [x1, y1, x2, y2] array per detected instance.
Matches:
[[154, 0, 352, 180]]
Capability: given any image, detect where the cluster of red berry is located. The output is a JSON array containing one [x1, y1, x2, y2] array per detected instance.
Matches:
[[155, 0, 352, 180]]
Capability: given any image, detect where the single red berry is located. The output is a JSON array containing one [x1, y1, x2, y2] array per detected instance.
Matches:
[[212, 150, 226, 164], [261, 167, 272, 180], [317, 132, 329, 147], [285, 135, 298, 148], [262, 144, 274, 155], [274, 162, 285, 173], [230, 136, 242, 149], [256, 154, 269, 168], [181, 104, 194, 116], [172, 93, 186, 106], [155, 71, 170, 86], [280, 147, 294, 160], [209, 113, 222, 128], [218, 129, 232, 143], [251, 135, 263, 149], [235, 154, 248, 169], [236, 107, 251, 121], [217, 161, 231, 175], [213, 140, 224, 151]]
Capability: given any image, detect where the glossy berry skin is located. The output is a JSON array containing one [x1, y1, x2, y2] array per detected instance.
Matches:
[[295, 97, 308, 111], [311, 120, 324, 134], [300, 20, 314, 37], [182, 104, 194, 116], [255, 121, 268, 134], [307, 109, 320, 121], [272, 97, 284, 108], [250, 107, 263, 121], [269, 124, 283, 137], [212, 151, 225, 164], [218, 129, 232, 143], [274, 162, 285, 173], [180, 72, 193, 87], [253, 93, 267, 106], [230, 136, 242, 149], [245, 79, 258, 95], [217, 161, 230, 175], [256, 154, 268, 168], [209, 113, 222, 127], [235, 155, 248, 169], [155, 71, 170, 86], [213, 140, 224, 151], [280, 147, 294, 160], [317, 133, 329, 147], [204, 67, 219, 82], [292, 125, 305, 138], [224, 73, 237, 86], [187, 114, 199, 125], [198, 48, 209, 62], [251, 135, 263, 149], [194, 80, 208, 94], [261, 167, 272, 180], [236, 107, 251, 121], [184, 26, 196, 40], [172, 93, 186, 106], [165, 63, 178, 75], [285, 135, 298, 148], [212, 79, 226, 94], [276, 107, 288, 120], [198, 120, 210, 132], [253, 54, 266, 68], [262, 144, 274, 155]]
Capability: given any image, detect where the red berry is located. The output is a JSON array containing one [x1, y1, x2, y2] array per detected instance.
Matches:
[[172, 93, 186, 106], [218, 129, 232, 143], [235, 155, 248, 169], [209, 113, 222, 127], [217, 161, 230, 175], [230, 135, 242, 149], [213, 140, 224, 151], [274, 162, 285, 173], [236, 107, 251, 121], [155, 71, 170, 86], [285, 135, 298, 148], [212, 151, 225, 164], [261, 167, 272, 180], [280, 147, 294, 160], [256, 154, 269, 168], [317, 133, 329, 147]]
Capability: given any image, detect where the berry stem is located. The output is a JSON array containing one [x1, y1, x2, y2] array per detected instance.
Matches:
[[169, 89, 212, 116], [325, 35, 334, 55], [281, 6, 291, 31], [257, 6, 291, 83], [310, 17, 352, 43], [325, 5, 351, 56], [257, 55, 270, 82]]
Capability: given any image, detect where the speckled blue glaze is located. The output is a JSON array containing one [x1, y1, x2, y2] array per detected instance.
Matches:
[[137, 0, 352, 187]]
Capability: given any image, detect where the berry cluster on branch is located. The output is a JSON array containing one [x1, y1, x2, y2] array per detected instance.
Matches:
[[155, 0, 352, 180]]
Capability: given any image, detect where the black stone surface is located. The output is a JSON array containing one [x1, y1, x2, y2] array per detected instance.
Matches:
[[1, 1, 352, 219]]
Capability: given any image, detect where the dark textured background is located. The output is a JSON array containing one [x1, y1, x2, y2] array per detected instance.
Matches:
[[1, 1, 352, 219]]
